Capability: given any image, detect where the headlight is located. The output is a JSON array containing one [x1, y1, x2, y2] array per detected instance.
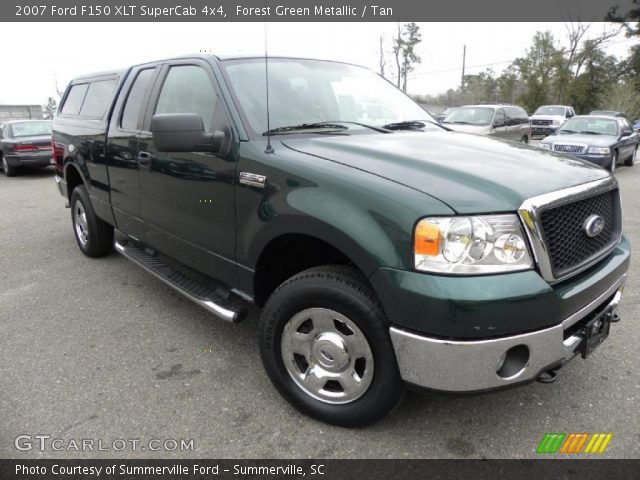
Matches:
[[551, 120, 561, 126], [414, 214, 533, 274], [588, 146, 611, 155], [540, 143, 551, 150]]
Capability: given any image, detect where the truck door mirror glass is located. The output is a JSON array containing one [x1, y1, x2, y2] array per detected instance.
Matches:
[[493, 118, 506, 128], [151, 113, 229, 155]]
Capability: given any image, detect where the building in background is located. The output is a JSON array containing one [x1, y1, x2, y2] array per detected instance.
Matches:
[[0, 105, 43, 122]]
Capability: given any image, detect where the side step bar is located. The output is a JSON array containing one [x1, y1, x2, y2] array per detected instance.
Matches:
[[114, 240, 246, 323]]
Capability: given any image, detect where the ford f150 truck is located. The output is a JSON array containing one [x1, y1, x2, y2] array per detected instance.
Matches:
[[53, 55, 630, 427]]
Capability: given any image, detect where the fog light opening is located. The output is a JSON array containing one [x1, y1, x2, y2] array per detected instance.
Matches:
[[496, 344, 530, 379]]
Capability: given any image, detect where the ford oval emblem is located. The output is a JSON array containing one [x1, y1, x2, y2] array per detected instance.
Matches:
[[583, 214, 605, 238]]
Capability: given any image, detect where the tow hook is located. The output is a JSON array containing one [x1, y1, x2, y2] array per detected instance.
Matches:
[[537, 369, 559, 384], [611, 312, 620, 323]]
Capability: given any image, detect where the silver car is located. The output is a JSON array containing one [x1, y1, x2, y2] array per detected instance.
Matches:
[[441, 104, 531, 143]]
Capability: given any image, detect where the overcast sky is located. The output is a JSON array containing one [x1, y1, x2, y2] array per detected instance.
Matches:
[[0, 21, 637, 105]]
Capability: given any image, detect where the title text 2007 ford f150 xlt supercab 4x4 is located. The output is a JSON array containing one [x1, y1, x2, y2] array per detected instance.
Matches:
[[53, 55, 630, 427]]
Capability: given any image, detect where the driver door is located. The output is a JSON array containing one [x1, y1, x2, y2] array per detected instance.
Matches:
[[491, 108, 509, 139]]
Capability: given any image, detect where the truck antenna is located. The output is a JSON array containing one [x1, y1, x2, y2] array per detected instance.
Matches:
[[264, 23, 274, 154]]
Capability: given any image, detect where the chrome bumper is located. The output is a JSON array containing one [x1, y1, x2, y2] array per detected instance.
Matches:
[[389, 275, 626, 392]]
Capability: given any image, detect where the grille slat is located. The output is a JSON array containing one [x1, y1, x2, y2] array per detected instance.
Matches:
[[532, 119, 552, 126], [539, 190, 618, 277], [553, 144, 586, 154]]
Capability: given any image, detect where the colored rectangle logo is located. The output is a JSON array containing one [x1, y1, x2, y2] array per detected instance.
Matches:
[[537, 433, 612, 454]]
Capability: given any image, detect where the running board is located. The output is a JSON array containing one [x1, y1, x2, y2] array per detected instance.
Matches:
[[114, 240, 246, 323]]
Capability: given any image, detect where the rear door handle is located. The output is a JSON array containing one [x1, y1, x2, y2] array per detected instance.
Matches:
[[137, 151, 151, 169]]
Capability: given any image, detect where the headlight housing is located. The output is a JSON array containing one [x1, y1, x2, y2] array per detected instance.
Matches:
[[540, 143, 551, 150], [588, 146, 611, 155], [414, 214, 533, 274], [551, 120, 561, 126]]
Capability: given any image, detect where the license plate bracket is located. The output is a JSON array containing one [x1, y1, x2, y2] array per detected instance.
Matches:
[[580, 308, 613, 359]]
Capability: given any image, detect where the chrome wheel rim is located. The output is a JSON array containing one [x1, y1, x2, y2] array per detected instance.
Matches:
[[611, 152, 617, 172], [281, 308, 374, 404], [73, 201, 89, 246]]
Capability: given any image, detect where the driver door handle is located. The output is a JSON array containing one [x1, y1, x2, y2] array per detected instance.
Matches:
[[137, 151, 151, 169]]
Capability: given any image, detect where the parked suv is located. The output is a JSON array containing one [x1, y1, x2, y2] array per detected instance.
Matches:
[[53, 55, 629, 426], [529, 105, 575, 138], [441, 104, 531, 143]]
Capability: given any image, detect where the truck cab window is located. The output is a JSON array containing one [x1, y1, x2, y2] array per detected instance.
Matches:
[[80, 80, 118, 118], [121, 69, 154, 130], [155, 65, 217, 132], [61, 84, 89, 115]]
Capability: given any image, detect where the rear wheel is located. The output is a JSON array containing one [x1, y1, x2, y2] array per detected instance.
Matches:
[[609, 150, 618, 172], [624, 145, 638, 167], [259, 265, 403, 427], [1, 155, 17, 177], [70, 185, 114, 257]]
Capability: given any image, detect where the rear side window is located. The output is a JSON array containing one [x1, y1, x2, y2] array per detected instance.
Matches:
[[121, 69, 155, 130], [80, 80, 118, 117], [61, 84, 89, 115], [155, 65, 217, 132]]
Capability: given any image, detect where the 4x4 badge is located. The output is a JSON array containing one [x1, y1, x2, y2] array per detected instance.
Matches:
[[239, 172, 266, 188], [583, 214, 605, 238]]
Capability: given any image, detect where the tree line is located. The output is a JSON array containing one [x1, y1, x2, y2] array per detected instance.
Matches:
[[382, 19, 640, 120]]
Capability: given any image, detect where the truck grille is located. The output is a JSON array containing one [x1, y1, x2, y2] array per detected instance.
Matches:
[[539, 190, 620, 278], [553, 144, 585, 154], [531, 119, 552, 126]]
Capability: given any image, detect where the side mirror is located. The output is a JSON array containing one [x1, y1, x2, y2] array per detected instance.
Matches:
[[493, 118, 506, 128], [621, 129, 633, 137], [151, 113, 229, 155]]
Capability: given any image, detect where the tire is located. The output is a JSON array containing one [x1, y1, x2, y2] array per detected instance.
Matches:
[[521, 135, 529, 144], [609, 150, 618, 172], [1, 155, 17, 177], [624, 145, 638, 167], [70, 185, 114, 257], [259, 265, 404, 427]]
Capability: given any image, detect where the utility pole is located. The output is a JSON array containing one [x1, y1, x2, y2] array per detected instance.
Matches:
[[461, 44, 466, 90]]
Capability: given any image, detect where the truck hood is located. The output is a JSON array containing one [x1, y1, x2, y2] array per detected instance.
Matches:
[[541, 133, 618, 148], [530, 115, 565, 122], [281, 131, 609, 214]]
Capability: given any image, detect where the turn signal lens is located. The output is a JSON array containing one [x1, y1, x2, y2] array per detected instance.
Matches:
[[414, 220, 440, 256]]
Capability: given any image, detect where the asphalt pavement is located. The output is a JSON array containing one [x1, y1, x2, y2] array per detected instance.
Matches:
[[0, 157, 638, 459]]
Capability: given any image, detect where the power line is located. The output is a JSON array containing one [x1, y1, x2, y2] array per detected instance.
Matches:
[[408, 36, 638, 78]]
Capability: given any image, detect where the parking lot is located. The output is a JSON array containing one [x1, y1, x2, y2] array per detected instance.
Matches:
[[0, 160, 638, 459]]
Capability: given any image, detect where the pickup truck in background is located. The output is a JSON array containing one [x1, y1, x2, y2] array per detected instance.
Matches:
[[53, 55, 630, 427]]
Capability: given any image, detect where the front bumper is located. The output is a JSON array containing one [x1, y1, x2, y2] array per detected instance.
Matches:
[[531, 126, 557, 137], [571, 153, 612, 169], [389, 275, 624, 392]]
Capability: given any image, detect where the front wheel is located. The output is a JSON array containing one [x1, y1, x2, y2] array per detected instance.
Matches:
[[259, 265, 403, 427], [70, 185, 114, 257], [521, 135, 529, 144], [624, 145, 638, 167]]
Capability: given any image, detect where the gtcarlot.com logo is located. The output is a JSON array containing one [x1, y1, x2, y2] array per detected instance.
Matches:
[[536, 432, 613, 454]]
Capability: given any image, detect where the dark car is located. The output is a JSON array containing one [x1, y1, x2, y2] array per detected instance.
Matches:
[[589, 110, 627, 118], [53, 55, 629, 426], [0, 119, 53, 176], [540, 115, 638, 171]]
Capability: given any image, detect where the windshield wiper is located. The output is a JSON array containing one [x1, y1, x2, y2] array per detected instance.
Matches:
[[263, 121, 390, 136], [448, 121, 473, 125], [558, 129, 577, 134], [263, 123, 348, 135], [382, 120, 428, 130], [578, 131, 602, 135]]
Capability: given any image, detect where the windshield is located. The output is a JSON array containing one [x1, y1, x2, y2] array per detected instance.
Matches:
[[534, 106, 565, 116], [558, 117, 618, 136], [442, 107, 494, 125], [222, 58, 439, 134], [11, 121, 52, 138]]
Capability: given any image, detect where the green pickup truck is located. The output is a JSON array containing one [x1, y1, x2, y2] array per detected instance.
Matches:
[[53, 55, 630, 426]]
